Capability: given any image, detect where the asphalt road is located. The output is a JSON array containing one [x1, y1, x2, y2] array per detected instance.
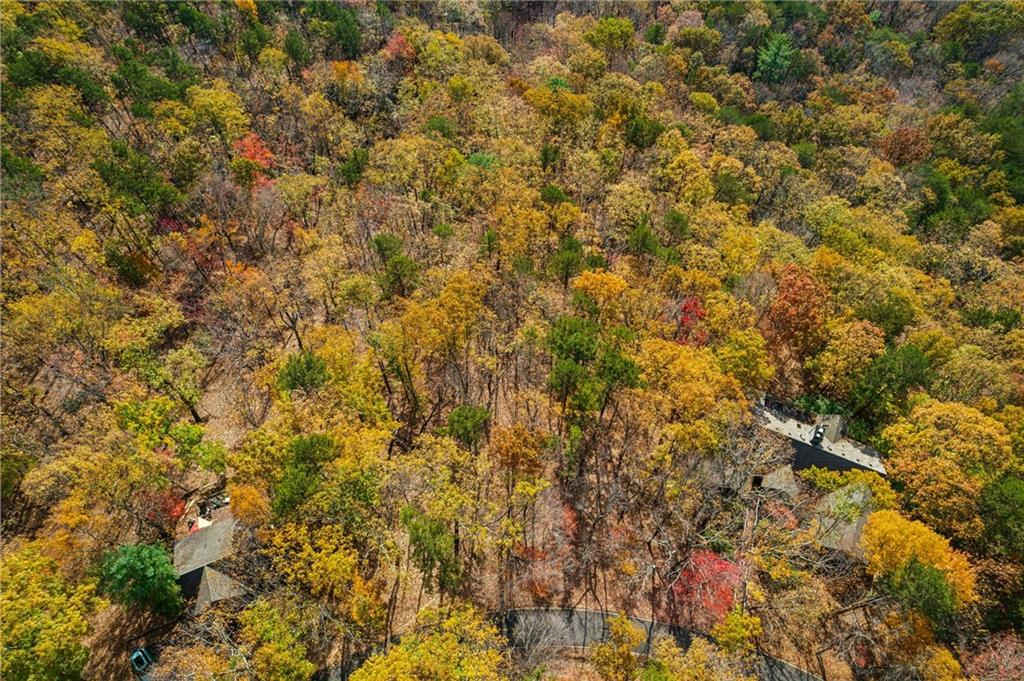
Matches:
[[498, 608, 823, 681]]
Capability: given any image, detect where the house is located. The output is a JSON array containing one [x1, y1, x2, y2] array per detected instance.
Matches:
[[173, 513, 245, 614], [754, 405, 886, 476]]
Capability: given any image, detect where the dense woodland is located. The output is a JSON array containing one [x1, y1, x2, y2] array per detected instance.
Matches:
[[2, 1, 1024, 680]]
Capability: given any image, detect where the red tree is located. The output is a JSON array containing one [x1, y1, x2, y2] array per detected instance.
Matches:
[[676, 295, 708, 346], [878, 127, 932, 167], [383, 32, 415, 62], [763, 264, 828, 360], [666, 550, 741, 629], [964, 632, 1024, 681], [233, 132, 275, 170]]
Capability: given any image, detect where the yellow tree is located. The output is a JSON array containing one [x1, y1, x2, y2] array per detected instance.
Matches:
[[590, 614, 644, 681], [647, 635, 755, 681], [262, 523, 385, 635], [806, 319, 886, 399], [19, 396, 204, 574], [883, 399, 1015, 543], [711, 607, 763, 656], [654, 129, 714, 207], [349, 604, 507, 681], [238, 600, 316, 681], [1, 543, 103, 681], [861, 510, 977, 607]]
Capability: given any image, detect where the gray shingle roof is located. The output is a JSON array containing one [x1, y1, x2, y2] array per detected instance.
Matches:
[[195, 567, 245, 614], [760, 465, 800, 497], [174, 518, 238, 576], [754, 406, 886, 475]]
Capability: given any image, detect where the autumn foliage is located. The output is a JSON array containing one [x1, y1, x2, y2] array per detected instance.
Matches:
[[668, 550, 742, 629], [2, 1, 1023, 679]]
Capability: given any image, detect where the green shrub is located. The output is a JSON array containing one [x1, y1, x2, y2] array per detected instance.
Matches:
[[961, 306, 1021, 333], [372, 233, 403, 261], [540, 143, 560, 170], [644, 23, 666, 45], [793, 141, 817, 168], [467, 152, 498, 169], [278, 351, 329, 394], [424, 116, 457, 139], [625, 115, 665, 150], [446, 405, 491, 450], [432, 222, 454, 239], [541, 184, 570, 204], [480, 227, 499, 258]]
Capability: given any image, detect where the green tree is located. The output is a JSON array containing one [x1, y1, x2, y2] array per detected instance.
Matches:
[[663, 208, 690, 241], [272, 434, 337, 519], [94, 141, 184, 216], [447, 405, 491, 451], [99, 543, 182, 617], [644, 23, 667, 45], [283, 30, 311, 68], [380, 254, 420, 299], [625, 115, 665, 150], [850, 344, 934, 423], [480, 227, 500, 260], [982, 84, 1024, 203], [401, 505, 462, 596], [278, 350, 329, 394], [627, 217, 661, 258], [858, 288, 916, 340], [755, 33, 796, 83], [980, 475, 1024, 559], [329, 8, 362, 60], [240, 23, 273, 61], [551, 235, 583, 286], [882, 557, 957, 636], [339, 148, 369, 186]]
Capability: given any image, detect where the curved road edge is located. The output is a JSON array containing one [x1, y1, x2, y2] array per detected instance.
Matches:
[[496, 608, 824, 681]]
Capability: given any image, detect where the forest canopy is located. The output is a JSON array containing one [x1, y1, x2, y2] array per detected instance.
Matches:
[[2, 1, 1023, 681]]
